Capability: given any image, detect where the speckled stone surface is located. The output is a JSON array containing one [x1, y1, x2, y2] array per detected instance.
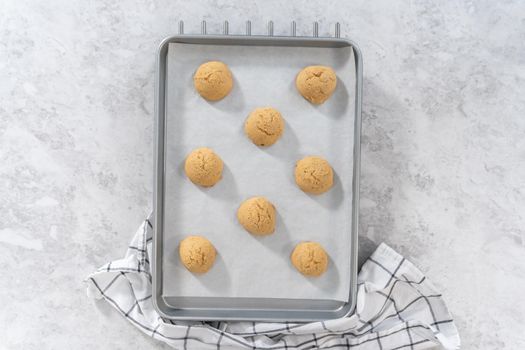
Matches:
[[1, 0, 524, 348]]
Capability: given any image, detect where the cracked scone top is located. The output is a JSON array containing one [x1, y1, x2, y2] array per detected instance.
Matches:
[[295, 65, 337, 104], [179, 236, 216, 273], [295, 156, 334, 195], [184, 147, 223, 187], [193, 61, 233, 101], [237, 196, 276, 235], [244, 107, 285, 147], [291, 241, 328, 277]]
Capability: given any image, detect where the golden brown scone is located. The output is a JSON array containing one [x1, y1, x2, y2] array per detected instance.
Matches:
[[295, 65, 337, 104], [193, 61, 233, 101], [179, 236, 217, 274], [244, 107, 285, 147], [291, 241, 328, 277], [184, 147, 223, 187], [294, 156, 334, 194], [237, 197, 276, 235]]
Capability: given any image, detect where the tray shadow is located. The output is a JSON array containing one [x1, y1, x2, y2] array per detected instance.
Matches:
[[358, 235, 379, 270]]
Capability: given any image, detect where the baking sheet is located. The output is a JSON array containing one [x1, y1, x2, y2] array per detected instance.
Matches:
[[163, 42, 355, 302]]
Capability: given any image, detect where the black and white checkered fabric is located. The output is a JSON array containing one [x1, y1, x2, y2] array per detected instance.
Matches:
[[86, 216, 460, 350]]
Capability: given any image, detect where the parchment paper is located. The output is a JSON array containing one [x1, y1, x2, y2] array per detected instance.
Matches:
[[163, 42, 355, 302]]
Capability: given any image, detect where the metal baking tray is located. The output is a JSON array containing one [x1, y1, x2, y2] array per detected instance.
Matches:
[[153, 21, 362, 322]]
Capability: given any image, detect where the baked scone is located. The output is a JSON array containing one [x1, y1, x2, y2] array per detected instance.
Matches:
[[184, 147, 223, 187], [179, 236, 217, 274], [244, 107, 285, 147], [193, 61, 233, 101], [296, 65, 337, 104], [291, 241, 328, 277], [294, 156, 334, 194], [237, 197, 276, 235]]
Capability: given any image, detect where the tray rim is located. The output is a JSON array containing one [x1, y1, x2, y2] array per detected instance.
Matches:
[[153, 34, 362, 322]]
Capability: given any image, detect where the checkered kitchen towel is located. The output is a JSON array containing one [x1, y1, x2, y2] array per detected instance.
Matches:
[[86, 216, 460, 349]]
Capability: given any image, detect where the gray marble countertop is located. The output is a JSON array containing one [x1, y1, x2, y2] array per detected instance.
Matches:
[[1, 0, 524, 349]]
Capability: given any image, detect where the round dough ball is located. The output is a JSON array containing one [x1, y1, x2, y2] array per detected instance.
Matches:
[[294, 156, 334, 194], [193, 61, 233, 101], [179, 236, 217, 274], [244, 107, 285, 147], [237, 196, 276, 235], [291, 241, 328, 277], [295, 65, 337, 104], [184, 147, 223, 187]]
